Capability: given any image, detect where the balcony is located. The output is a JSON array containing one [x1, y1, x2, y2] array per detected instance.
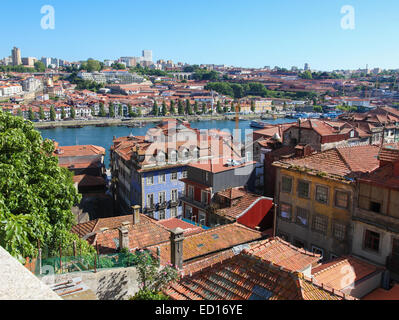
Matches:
[[145, 204, 156, 213], [157, 201, 168, 210], [169, 200, 180, 207], [180, 196, 208, 210], [354, 207, 399, 233]]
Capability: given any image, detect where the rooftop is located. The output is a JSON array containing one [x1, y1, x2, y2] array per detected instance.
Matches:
[[164, 252, 355, 300]]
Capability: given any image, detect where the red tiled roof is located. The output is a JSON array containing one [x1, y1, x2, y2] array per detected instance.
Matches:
[[274, 145, 380, 178], [312, 256, 382, 291], [363, 284, 399, 300], [157, 218, 204, 236], [72, 174, 106, 187], [165, 252, 354, 300], [248, 237, 321, 272], [148, 223, 263, 265], [71, 214, 171, 253], [54, 145, 105, 157]]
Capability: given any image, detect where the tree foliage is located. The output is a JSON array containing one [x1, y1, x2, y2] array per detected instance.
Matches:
[[0, 111, 93, 261], [130, 250, 178, 300]]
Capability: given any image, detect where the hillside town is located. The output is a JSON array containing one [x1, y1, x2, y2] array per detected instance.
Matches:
[[3, 43, 399, 303]]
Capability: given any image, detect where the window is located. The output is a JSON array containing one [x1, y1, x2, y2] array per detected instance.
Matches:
[[157, 152, 165, 163], [315, 186, 329, 204], [188, 186, 194, 199], [280, 203, 292, 220], [312, 246, 324, 257], [297, 180, 310, 198], [199, 211, 206, 225], [293, 239, 305, 249], [364, 230, 380, 252], [171, 189, 178, 202], [183, 149, 189, 160], [171, 172, 178, 181], [185, 206, 193, 220], [281, 176, 293, 193], [182, 171, 188, 179], [278, 233, 290, 242], [159, 191, 166, 204], [146, 175, 154, 185], [295, 207, 309, 227], [370, 201, 381, 213], [335, 191, 350, 209], [333, 222, 347, 241], [205, 172, 209, 181], [159, 173, 166, 183], [246, 151, 253, 162], [159, 210, 165, 220], [312, 214, 328, 234], [170, 207, 177, 218], [147, 194, 154, 207], [170, 150, 178, 163], [201, 191, 208, 204]]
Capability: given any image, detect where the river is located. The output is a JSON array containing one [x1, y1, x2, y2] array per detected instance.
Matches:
[[38, 118, 295, 167]]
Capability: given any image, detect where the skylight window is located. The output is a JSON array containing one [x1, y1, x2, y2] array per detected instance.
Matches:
[[249, 285, 274, 300]]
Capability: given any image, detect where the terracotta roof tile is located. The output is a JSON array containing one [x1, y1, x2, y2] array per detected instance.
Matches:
[[149, 223, 263, 265], [248, 237, 321, 272], [312, 255, 383, 291], [165, 252, 354, 300]]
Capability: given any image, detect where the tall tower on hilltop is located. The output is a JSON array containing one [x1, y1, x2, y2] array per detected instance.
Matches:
[[12, 47, 22, 66]]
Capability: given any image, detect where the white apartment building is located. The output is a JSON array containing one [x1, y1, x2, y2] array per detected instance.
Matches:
[[0, 84, 23, 97]]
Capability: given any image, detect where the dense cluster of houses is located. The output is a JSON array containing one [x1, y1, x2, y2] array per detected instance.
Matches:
[[46, 105, 399, 300]]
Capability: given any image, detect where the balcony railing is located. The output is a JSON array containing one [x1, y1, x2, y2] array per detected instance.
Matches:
[[145, 204, 156, 213], [180, 196, 208, 210], [169, 200, 180, 207], [157, 201, 168, 210]]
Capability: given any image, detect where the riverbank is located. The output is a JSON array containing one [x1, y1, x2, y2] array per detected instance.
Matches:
[[34, 113, 283, 129]]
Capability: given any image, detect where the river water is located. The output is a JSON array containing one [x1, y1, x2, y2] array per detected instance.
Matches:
[[39, 118, 295, 167]]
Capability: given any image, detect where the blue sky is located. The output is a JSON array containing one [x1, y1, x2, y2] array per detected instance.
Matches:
[[1, 0, 398, 71]]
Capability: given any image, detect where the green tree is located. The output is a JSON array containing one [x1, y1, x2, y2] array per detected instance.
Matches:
[[0, 111, 95, 261], [128, 104, 133, 117], [161, 101, 168, 116], [70, 106, 76, 119], [251, 100, 255, 113], [39, 106, 45, 120], [216, 101, 222, 114], [169, 100, 176, 115], [61, 107, 66, 120], [118, 104, 123, 117], [137, 107, 142, 117], [81, 59, 102, 72], [194, 101, 199, 114], [109, 103, 115, 118], [201, 103, 207, 114], [130, 250, 178, 300], [34, 61, 46, 72], [99, 102, 106, 117], [28, 107, 35, 121], [152, 101, 159, 116], [17, 109, 23, 118], [50, 106, 56, 121], [185, 100, 193, 115], [177, 100, 184, 115], [90, 106, 95, 117]]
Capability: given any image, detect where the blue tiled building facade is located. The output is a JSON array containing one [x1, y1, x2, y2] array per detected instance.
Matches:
[[133, 166, 187, 220]]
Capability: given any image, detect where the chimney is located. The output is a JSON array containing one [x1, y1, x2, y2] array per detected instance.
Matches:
[[170, 228, 184, 270], [132, 205, 141, 224], [118, 226, 129, 251]]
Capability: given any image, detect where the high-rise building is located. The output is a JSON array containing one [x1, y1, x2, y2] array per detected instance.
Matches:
[[12, 47, 22, 66], [304, 63, 310, 71], [142, 50, 153, 62]]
